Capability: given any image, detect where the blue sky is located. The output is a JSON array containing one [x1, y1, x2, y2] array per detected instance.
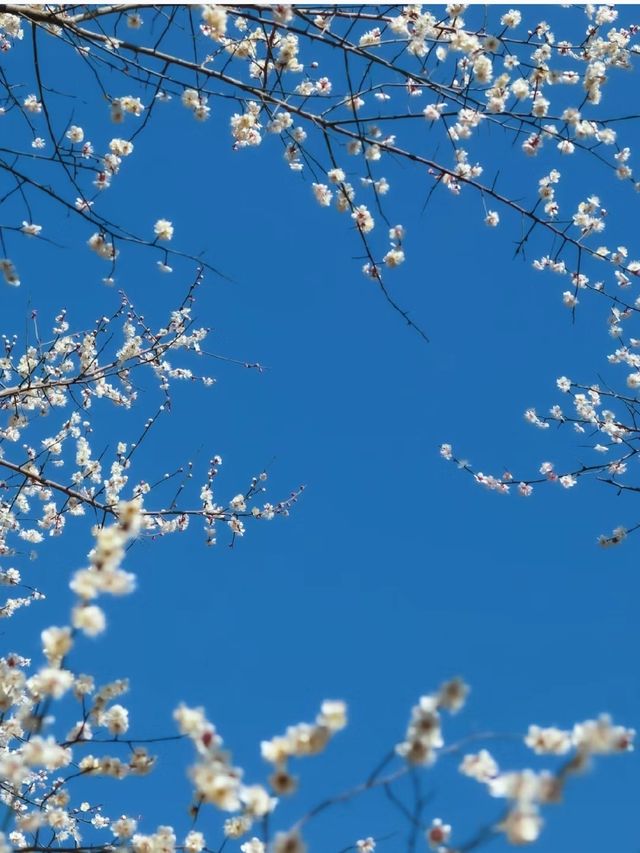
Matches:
[[2, 5, 639, 852]]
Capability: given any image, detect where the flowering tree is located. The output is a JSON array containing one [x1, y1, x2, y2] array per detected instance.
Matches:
[[0, 4, 637, 853]]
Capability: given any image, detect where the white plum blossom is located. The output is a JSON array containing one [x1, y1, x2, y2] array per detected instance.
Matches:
[[351, 205, 374, 233], [23, 94, 41, 112], [154, 219, 174, 241], [21, 222, 42, 237], [66, 125, 84, 142], [525, 725, 572, 755]]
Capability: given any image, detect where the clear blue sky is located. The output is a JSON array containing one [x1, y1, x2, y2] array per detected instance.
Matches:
[[3, 6, 639, 852]]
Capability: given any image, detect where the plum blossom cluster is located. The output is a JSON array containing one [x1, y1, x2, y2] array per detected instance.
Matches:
[[440, 314, 640, 543], [0, 279, 303, 840], [260, 699, 347, 796], [175, 699, 348, 851], [2, 5, 640, 343], [396, 677, 469, 766], [175, 704, 277, 826], [0, 289, 295, 560], [0, 81, 186, 282], [440, 446, 587, 500], [0, 503, 154, 850], [0, 574, 633, 853], [460, 716, 634, 845]]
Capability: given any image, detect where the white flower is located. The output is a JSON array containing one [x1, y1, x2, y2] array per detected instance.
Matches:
[[72, 604, 106, 637], [182, 89, 200, 109], [229, 494, 246, 513], [383, 248, 405, 267], [572, 715, 635, 754], [500, 9, 521, 27], [240, 785, 277, 818], [525, 725, 572, 755], [29, 667, 74, 699], [500, 806, 542, 844], [224, 818, 250, 839], [312, 183, 332, 207], [21, 222, 42, 237], [317, 699, 347, 731], [559, 474, 576, 489], [240, 841, 265, 853], [174, 704, 208, 738], [88, 233, 118, 261], [485, 210, 499, 227], [228, 517, 245, 536], [359, 27, 381, 47], [23, 94, 42, 113], [75, 197, 94, 211], [459, 749, 498, 782], [113, 96, 144, 118], [557, 139, 575, 155], [511, 79, 530, 100], [424, 103, 444, 121], [194, 104, 211, 121], [327, 167, 346, 184], [66, 125, 84, 143], [154, 219, 174, 241], [112, 818, 138, 839], [184, 832, 205, 853], [101, 704, 130, 735], [351, 205, 374, 233], [202, 5, 227, 40], [110, 138, 134, 156], [473, 54, 493, 84], [42, 625, 73, 662]]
